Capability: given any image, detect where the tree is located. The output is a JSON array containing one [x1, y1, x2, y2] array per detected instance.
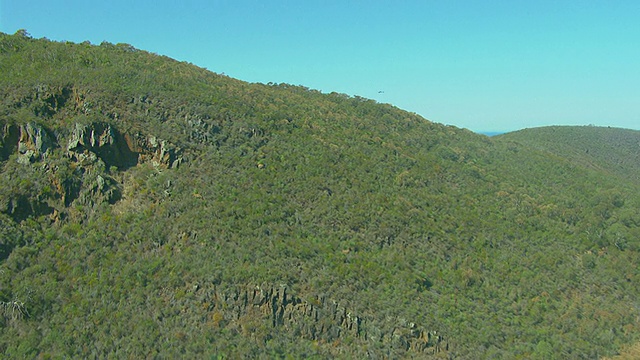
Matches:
[[14, 29, 31, 39]]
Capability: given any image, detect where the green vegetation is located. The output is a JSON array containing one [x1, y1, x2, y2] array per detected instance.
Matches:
[[604, 341, 640, 360], [1, 30, 639, 358], [498, 126, 640, 183]]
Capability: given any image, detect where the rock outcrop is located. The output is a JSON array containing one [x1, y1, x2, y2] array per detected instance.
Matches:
[[17, 123, 55, 164], [1, 120, 183, 222], [0, 123, 55, 164], [67, 122, 138, 169], [126, 133, 183, 169], [0, 120, 184, 170], [74, 174, 121, 209], [66, 122, 183, 169], [189, 283, 449, 356]]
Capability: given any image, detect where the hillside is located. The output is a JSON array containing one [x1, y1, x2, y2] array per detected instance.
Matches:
[[497, 126, 640, 183], [1, 31, 640, 359]]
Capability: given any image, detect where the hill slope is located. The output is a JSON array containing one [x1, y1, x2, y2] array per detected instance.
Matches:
[[497, 125, 640, 183], [1, 31, 640, 359]]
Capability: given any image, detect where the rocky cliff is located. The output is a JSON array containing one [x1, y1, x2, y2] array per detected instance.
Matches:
[[0, 120, 183, 222]]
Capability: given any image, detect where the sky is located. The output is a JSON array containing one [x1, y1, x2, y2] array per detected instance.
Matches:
[[1, 1, 639, 133]]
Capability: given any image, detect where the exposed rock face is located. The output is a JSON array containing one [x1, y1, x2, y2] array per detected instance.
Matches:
[[2, 120, 183, 169], [67, 122, 114, 150], [0, 123, 55, 164], [191, 284, 448, 356], [18, 123, 55, 164], [66, 122, 183, 169], [75, 174, 121, 209], [33, 84, 73, 116], [1, 120, 183, 222], [127, 133, 183, 169], [67, 122, 138, 169]]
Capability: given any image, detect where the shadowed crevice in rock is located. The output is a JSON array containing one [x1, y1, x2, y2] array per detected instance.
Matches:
[[67, 122, 139, 170], [0, 124, 20, 161], [2, 194, 55, 223], [67, 122, 183, 170]]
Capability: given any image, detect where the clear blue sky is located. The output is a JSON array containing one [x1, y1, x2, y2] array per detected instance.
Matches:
[[2, 1, 639, 133]]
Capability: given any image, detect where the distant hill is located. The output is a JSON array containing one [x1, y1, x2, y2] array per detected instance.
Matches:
[[1, 31, 640, 359], [497, 126, 640, 183], [477, 131, 504, 137]]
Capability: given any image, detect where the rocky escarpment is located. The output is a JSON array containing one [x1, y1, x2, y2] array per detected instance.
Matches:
[[1, 122, 55, 164], [66, 122, 183, 170], [179, 283, 449, 357], [0, 121, 183, 222], [2, 121, 449, 356], [1, 121, 183, 169]]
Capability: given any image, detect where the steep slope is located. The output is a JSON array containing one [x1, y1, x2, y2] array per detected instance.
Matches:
[[1, 31, 640, 359]]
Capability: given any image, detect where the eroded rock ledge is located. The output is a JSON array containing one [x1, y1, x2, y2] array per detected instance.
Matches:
[[1, 121, 183, 169], [1, 122, 55, 164], [0, 121, 184, 222], [67, 122, 183, 170], [185, 283, 449, 356]]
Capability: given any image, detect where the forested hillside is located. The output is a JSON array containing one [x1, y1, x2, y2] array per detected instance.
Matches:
[[1, 31, 639, 359], [498, 126, 640, 183]]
